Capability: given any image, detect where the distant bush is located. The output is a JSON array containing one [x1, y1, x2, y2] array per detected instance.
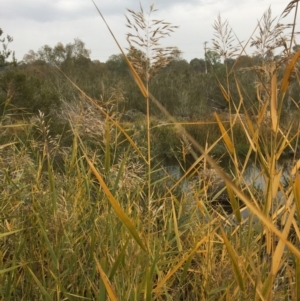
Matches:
[[0, 68, 61, 116]]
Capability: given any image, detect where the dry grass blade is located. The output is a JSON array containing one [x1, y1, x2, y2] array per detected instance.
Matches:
[[153, 234, 211, 293], [257, 98, 269, 125], [220, 226, 245, 292], [226, 184, 241, 223], [291, 159, 300, 175], [271, 169, 282, 199], [280, 49, 300, 94], [275, 124, 294, 159], [0, 141, 17, 150], [94, 254, 119, 301], [218, 82, 230, 102], [272, 204, 295, 275], [294, 172, 300, 222], [238, 113, 257, 152], [214, 112, 234, 154], [171, 197, 182, 252], [270, 68, 278, 132], [83, 152, 147, 252], [0, 229, 24, 238], [264, 157, 276, 215]]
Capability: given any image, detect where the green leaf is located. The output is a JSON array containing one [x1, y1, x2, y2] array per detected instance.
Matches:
[[0, 265, 21, 275], [109, 240, 129, 280], [0, 229, 24, 239], [84, 153, 147, 252], [220, 226, 245, 292], [27, 266, 53, 301]]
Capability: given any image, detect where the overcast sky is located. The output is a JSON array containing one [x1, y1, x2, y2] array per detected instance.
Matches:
[[1, 0, 297, 63]]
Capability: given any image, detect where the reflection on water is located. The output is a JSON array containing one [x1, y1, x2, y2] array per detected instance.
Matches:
[[161, 157, 296, 219], [243, 159, 291, 190], [161, 158, 294, 193], [243, 164, 266, 189], [234, 158, 295, 219], [162, 158, 294, 192]]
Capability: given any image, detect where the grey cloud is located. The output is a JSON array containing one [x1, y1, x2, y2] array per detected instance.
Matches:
[[1, 0, 208, 24], [1, 0, 92, 22], [0, 0, 132, 23]]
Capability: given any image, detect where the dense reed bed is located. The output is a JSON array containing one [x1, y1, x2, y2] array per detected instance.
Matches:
[[1, 1, 300, 300]]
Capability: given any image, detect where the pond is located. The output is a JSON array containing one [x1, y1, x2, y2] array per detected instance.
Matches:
[[160, 156, 298, 219]]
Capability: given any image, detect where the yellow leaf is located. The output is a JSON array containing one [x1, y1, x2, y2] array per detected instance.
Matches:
[[94, 255, 119, 301], [226, 184, 241, 223], [270, 70, 278, 132], [291, 159, 300, 175], [219, 83, 230, 102], [153, 234, 210, 293], [214, 112, 234, 154], [281, 49, 300, 94], [172, 199, 182, 252], [271, 169, 282, 199], [257, 100, 269, 126], [294, 172, 300, 222], [272, 205, 295, 275]]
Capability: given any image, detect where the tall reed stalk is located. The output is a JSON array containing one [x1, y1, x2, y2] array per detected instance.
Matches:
[[125, 3, 179, 244]]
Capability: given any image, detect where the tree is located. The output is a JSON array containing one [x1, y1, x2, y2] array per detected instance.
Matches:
[[23, 49, 39, 64], [233, 55, 253, 70], [224, 58, 235, 69], [190, 58, 206, 73], [0, 28, 16, 67], [106, 54, 128, 75], [0, 69, 60, 116], [205, 50, 221, 67], [23, 39, 91, 65]]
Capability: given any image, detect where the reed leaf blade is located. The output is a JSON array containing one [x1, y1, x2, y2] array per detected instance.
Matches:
[[84, 154, 147, 252], [26, 266, 53, 301], [94, 254, 119, 301], [214, 112, 234, 154], [220, 226, 245, 292]]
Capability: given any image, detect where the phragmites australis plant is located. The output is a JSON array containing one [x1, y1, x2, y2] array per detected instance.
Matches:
[[125, 3, 180, 236], [1, 0, 300, 300]]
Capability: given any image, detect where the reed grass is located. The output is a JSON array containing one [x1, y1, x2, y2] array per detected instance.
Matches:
[[1, 1, 300, 300]]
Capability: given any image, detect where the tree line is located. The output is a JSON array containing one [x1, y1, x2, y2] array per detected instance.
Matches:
[[1, 28, 299, 122]]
